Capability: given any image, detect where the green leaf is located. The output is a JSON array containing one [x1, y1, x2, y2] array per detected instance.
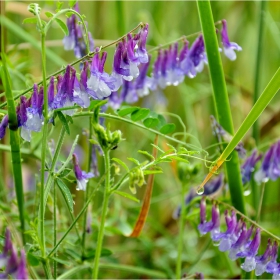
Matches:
[[159, 123, 176, 134], [166, 143, 177, 152], [56, 179, 74, 213], [69, 0, 77, 8], [111, 158, 129, 172], [51, 257, 72, 266], [22, 17, 37, 24], [55, 18, 69, 36], [117, 106, 139, 117], [65, 11, 75, 18], [56, 1, 64, 11], [84, 248, 112, 260], [27, 252, 40, 266], [114, 190, 140, 203], [131, 108, 150, 122], [57, 111, 70, 135], [45, 12, 53, 18], [127, 158, 140, 165], [157, 114, 166, 127], [143, 170, 163, 175], [143, 117, 159, 128], [169, 156, 189, 164], [58, 168, 72, 178], [65, 115, 73, 124], [151, 144, 164, 153], [138, 150, 155, 160]]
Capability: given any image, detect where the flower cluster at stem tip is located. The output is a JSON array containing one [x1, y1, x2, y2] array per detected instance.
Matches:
[[0, 13, 241, 142], [198, 198, 280, 278]]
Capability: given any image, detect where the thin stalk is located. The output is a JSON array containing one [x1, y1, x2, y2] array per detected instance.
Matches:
[[53, 183, 57, 279], [81, 116, 93, 260], [92, 149, 111, 279], [0, 53, 25, 243], [256, 182, 266, 223], [175, 183, 187, 279], [252, 0, 267, 144], [197, 0, 246, 213]]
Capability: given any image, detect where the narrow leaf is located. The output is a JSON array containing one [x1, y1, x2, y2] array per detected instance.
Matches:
[[45, 12, 53, 18], [170, 156, 189, 164], [143, 170, 163, 175], [55, 18, 69, 36], [57, 111, 70, 135], [127, 158, 140, 165], [112, 158, 129, 172], [114, 190, 140, 203], [131, 108, 150, 122], [56, 179, 74, 213], [69, 0, 77, 8], [138, 150, 155, 160], [159, 123, 176, 134], [151, 144, 164, 153]]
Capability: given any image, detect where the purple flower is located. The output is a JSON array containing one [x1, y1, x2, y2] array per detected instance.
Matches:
[[0, 229, 28, 279], [63, 3, 94, 58], [180, 35, 207, 78], [265, 241, 279, 277], [221, 20, 242, 61], [52, 65, 78, 115], [198, 198, 220, 239], [72, 153, 94, 191], [87, 51, 121, 99], [0, 115, 9, 140], [241, 149, 262, 184], [238, 228, 261, 272], [254, 141, 280, 184], [135, 23, 149, 64]]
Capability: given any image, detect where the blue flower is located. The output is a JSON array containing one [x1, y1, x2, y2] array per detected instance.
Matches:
[[87, 51, 121, 99], [241, 149, 262, 184], [221, 20, 242, 61], [254, 141, 280, 183], [0, 115, 9, 140], [72, 153, 94, 191], [180, 35, 207, 78]]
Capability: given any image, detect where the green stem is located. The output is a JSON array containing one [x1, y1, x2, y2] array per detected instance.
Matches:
[[81, 117, 93, 260], [92, 149, 111, 279], [252, 0, 267, 144], [175, 183, 187, 279], [0, 53, 25, 243], [53, 183, 57, 279], [256, 182, 266, 223], [197, 0, 246, 214]]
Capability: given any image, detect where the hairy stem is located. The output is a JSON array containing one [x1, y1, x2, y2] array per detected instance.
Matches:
[[92, 149, 111, 279]]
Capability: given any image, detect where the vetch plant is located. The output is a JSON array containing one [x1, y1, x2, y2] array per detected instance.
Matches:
[[0, 0, 279, 279]]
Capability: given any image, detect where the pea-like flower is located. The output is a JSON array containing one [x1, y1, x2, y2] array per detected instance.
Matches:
[[72, 153, 94, 191], [221, 19, 242, 61]]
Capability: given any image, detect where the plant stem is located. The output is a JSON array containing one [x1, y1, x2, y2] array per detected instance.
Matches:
[[197, 0, 246, 213], [175, 183, 187, 279], [53, 182, 57, 279], [256, 182, 266, 223], [92, 149, 111, 279], [252, 0, 267, 144], [81, 117, 93, 260]]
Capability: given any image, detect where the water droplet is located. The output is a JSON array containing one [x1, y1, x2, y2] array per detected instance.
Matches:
[[212, 240, 220, 247], [196, 186, 204, 195]]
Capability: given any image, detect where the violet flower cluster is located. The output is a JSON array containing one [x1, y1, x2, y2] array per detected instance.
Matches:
[[0, 25, 149, 142], [0, 229, 28, 279], [63, 3, 94, 58], [198, 198, 280, 278], [109, 20, 241, 109]]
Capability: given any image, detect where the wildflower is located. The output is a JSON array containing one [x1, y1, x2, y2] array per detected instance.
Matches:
[[241, 149, 262, 184], [180, 35, 207, 78], [198, 198, 220, 239], [254, 141, 280, 184], [87, 51, 121, 99], [0, 229, 28, 279], [72, 153, 94, 191], [135, 23, 149, 64], [221, 19, 242, 61], [63, 3, 94, 58], [0, 115, 9, 140]]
